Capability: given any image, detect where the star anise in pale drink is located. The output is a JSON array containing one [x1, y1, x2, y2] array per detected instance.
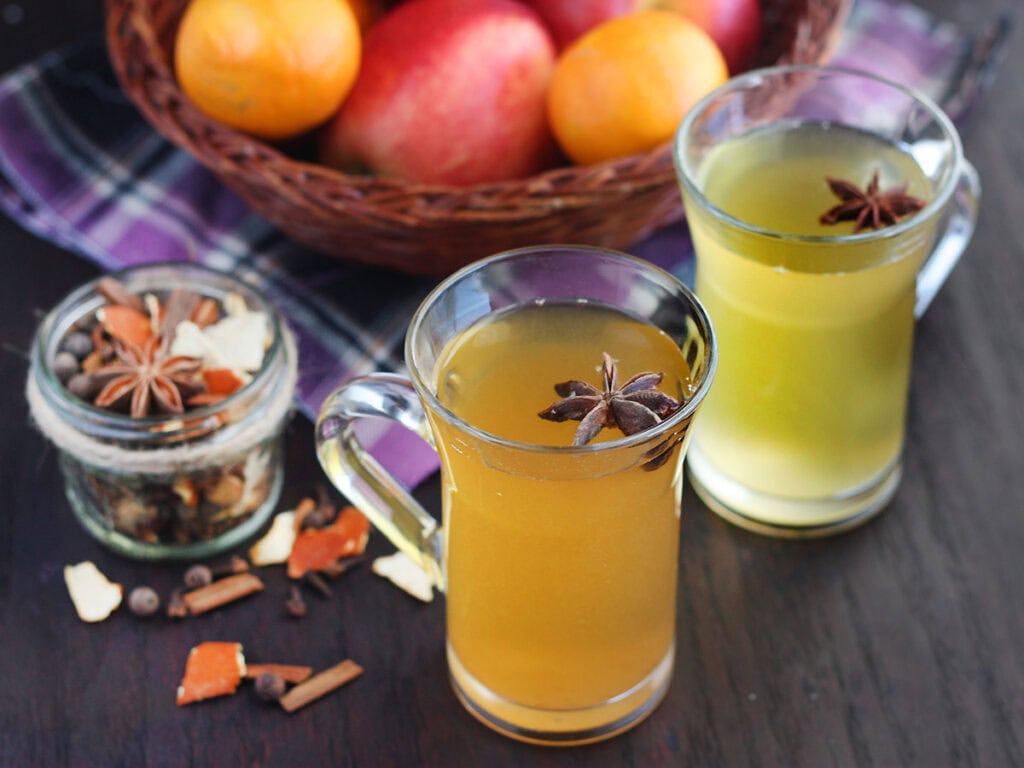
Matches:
[[819, 169, 926, 232], [538, 352, 682, 446], [93, 336, 203, 418]]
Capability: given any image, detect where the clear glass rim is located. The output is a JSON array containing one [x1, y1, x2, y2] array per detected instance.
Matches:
[[405, 245, 717, 457], [32, 261, 286, 441], [673, 63, 965, 245]]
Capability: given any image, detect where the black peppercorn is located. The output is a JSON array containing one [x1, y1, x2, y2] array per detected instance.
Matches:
[[183, 564, 213, 589], [52, 351, 80, 383], [60, 331, 94, 360], [66, 372, 100, 400], [254, 671, 287, 701], [127, 586, 161, 617]]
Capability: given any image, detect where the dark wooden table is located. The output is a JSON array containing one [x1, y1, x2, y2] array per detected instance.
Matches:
[[2, 1, 1021, 766]]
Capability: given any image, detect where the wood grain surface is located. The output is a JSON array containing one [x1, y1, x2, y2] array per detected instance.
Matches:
[[1, 1, 1021, 765]]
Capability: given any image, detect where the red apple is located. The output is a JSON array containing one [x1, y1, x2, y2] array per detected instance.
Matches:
[[523, 0, 636, 49], [666, 0, 762, 74], [320, 0, 559, 185], [526, 0, 761, 73]]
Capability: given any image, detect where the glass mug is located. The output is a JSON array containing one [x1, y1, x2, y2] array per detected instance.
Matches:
[[673, 65, 979, 537], [315, 246, 716, 745]]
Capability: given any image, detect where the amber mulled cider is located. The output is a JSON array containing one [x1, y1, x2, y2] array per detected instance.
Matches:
[[316, 247, 716, 745], [434, 301, 690, 715]]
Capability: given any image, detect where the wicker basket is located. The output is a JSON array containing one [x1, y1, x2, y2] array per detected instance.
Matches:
[[106, 0, 850, 275]]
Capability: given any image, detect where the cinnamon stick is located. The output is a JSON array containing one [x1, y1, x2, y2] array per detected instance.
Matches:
[[244, 663, 314, 684], [278, 659, 363, 713], [182, 572, 264, 615]]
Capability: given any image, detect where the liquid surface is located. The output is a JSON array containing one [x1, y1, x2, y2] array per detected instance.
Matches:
[[436, 301, 693, 446], [701, 122, 932, 237]]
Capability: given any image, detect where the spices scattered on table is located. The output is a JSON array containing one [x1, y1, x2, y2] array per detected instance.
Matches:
[[126, 585, 161, 617], [277, 660, 364, 713], [176, 641, 246, 705], [58, 489, 433, 629], [248, 509, 296, 565], [286, 504, 369, 579], [175, 642, 362, 713], [372, 551, 435, 603], [254, 671, 288, 702], [59, 489, 422, 716], [63, 561, 123, 623], [181, 572, 265, 616], [244, 664, 314, 685]]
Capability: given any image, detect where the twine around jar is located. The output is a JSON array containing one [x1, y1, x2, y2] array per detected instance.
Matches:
[[26, 325, 299, 476]]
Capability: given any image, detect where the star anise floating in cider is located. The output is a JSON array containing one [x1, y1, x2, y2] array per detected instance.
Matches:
[[819, 169, 926, 232], [538, 352, 683, 446]]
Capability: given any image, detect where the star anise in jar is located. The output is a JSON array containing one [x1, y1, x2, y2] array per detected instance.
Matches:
[[93, 336, 203, 418], [819, 169, 926, 232], [538, 352, 682, 447]]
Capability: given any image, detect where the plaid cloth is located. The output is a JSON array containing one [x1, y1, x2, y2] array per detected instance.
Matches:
[[0, 0, 1010, 489]]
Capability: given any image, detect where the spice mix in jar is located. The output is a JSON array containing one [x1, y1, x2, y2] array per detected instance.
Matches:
[[26, 263, 297, 560]]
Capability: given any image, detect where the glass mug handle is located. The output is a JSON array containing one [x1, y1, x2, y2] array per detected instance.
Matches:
[[315, 374, 445, 588], [915, 160, 981, 318]]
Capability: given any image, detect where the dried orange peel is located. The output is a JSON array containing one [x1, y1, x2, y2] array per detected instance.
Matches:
[[63, 561, 123, 622], [202, 367, 249, 396], [176, 641, 247, 705], [372, 551, 434, 603], [98, 304, 153, 348], [287, 506, 369, 579], [248, 510, 297, 566]]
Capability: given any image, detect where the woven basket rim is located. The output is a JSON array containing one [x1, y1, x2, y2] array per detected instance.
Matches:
[[104, 0, 852, 271]]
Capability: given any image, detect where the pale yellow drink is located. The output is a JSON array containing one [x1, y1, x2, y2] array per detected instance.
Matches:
[[684, 124, 935, 525], [430, 301, 692, 713]]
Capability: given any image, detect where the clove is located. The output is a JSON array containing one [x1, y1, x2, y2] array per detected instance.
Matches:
[[285, 585, 307, 618], [167, 588, 189, 619], [303, 571, 333, 599]]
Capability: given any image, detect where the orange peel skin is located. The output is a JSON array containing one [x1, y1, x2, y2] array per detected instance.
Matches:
[[287, 506, 370, 579], [202, 367, 246, 395], [99, 304, 153, 348], [176, 641, 246, 705]]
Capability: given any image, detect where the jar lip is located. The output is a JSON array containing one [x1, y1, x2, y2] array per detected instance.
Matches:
[[32, 261, 286, 440]]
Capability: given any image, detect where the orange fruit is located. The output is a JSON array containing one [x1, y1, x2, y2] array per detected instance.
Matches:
[[174, 0, 361, 140], [546, 10, 728, 165]]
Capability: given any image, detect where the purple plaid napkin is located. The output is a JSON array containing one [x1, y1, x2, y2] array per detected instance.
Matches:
[[0, 0, 1010, 490]]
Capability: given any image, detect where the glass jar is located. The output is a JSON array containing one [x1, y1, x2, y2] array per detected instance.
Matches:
[[27, 263, 297, 560]]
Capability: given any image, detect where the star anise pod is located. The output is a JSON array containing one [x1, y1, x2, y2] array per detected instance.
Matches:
[[819, 169, 925, 232], [93, 336, 203, 418], [538, 352, 682, 447]]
